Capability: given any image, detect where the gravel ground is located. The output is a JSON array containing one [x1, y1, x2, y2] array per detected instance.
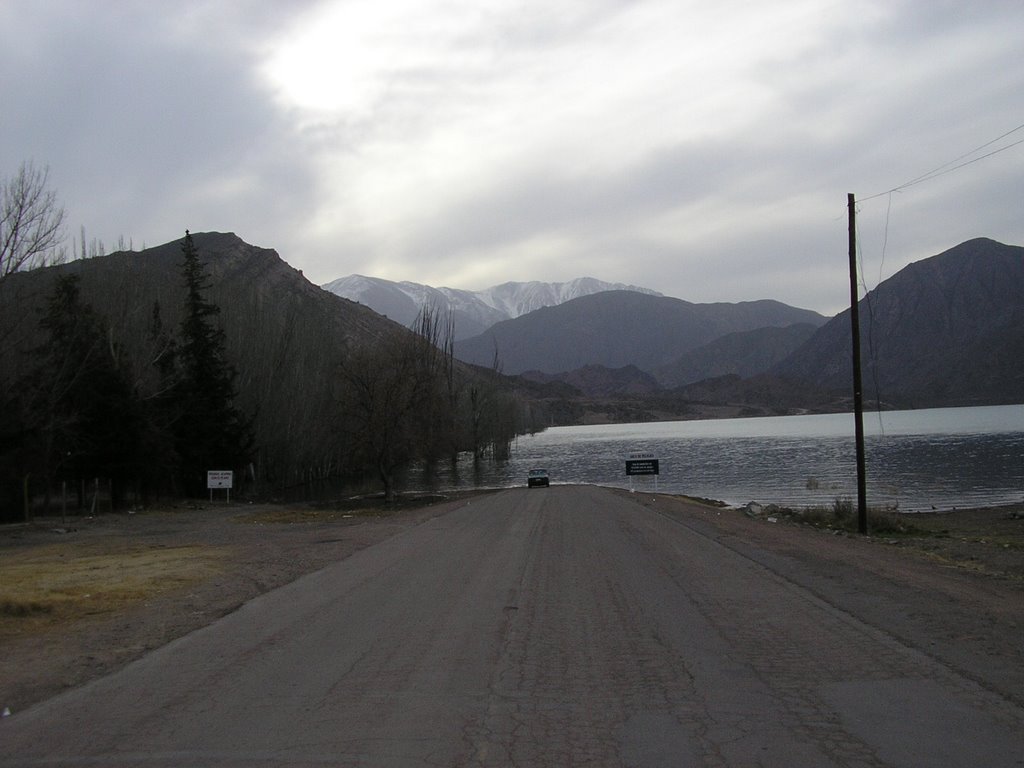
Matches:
[[1, 490, 1021, 717], [0, 493, 473, 715]]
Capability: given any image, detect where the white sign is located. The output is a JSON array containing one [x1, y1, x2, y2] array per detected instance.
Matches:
[[207, 470, 233, 489]]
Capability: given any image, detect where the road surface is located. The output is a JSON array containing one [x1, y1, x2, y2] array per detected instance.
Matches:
[[1, 486, 1022, 767]]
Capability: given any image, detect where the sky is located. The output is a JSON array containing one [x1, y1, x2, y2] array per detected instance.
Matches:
[[2, 1, 1022, 316]]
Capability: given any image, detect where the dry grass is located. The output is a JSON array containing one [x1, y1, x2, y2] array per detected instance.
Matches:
[[231, 507, 378, 525], [0, 542, 228, 639], [762, 499, 1024, 581]]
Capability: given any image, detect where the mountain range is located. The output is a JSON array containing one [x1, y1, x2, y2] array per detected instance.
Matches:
[[491, 238, 1024, 413], [3, 233, 1019, 442], [201, 236, 1024, 414], [454, 292, 827, 378], [321, 274, 661, 340]]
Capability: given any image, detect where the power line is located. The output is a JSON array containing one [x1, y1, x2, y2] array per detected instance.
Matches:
[[860, 122, 1024, 202], [845, 123, 1024, 448]]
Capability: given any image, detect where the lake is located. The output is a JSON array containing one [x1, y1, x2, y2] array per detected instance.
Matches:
[[417, 404, 1024, 511]]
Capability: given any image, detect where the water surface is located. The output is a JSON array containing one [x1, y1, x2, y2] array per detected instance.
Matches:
[[420, 405, 1024, 511]]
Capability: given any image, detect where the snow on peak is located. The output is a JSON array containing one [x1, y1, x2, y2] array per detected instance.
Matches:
[[478, 278, 660, 318], [321, 275, 662, 339]]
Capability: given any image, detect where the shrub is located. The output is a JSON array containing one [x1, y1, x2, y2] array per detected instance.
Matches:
[[797, 497, 921, 535]]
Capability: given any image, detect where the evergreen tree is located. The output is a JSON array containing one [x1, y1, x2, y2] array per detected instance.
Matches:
[[0, 378, 31, 521], [135, 299, 181, 500], [26, 273, 142, 510], [173, 231, 251, 495]]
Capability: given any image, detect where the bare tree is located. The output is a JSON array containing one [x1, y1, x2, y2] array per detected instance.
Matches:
[[338, 308, 453, 502], [1, 161, 66, 280]]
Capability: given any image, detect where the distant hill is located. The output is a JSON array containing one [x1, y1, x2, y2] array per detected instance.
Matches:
[[655, 323, 820, 388], [453, 237, 1024, 419], [0, 233, 409, 487], [321, 275, 662, 340], [519, 364, 662, 398], [775, 238, 1024, 407], [454, 291, 827, 375]]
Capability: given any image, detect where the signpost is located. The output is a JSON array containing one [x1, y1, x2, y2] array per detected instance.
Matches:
[[625, 452, 659, 492], [207, 470, 233, 503]]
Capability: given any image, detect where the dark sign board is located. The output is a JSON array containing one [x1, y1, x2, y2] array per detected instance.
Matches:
[[625, 459, 660, 476]]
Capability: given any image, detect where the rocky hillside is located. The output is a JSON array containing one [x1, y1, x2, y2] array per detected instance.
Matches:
[[775, 238, 1024, 407], [655, 323, 820, 388], [0, 233, 407, 487]]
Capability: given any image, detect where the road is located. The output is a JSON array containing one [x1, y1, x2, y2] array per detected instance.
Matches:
[[2, 486, 1022, 767]]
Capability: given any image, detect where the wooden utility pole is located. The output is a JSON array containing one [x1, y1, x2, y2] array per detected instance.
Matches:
[[848, 193, 868, 534]]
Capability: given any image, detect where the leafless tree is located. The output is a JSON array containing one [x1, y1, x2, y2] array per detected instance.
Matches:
[[338, 307, 455, 502], [465, 338, 514, 460], [1, 161, 66, 280]]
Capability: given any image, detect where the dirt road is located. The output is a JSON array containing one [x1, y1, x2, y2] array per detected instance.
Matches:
[[1, 486, 1023, 766]]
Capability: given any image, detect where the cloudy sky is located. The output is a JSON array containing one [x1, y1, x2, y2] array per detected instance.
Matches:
[[3, 1, 1022, 315]]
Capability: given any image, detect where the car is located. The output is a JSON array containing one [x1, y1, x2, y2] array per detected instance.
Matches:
[[527, 468, 550, 488]]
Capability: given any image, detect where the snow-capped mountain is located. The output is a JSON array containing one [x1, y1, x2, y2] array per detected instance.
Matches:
[[321, 275, 662, 340], [476, 277, 662, 318]]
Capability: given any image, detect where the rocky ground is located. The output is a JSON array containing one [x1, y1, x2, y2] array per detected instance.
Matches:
[[737, 497, 1024, 582], [1, 490, 1021, 717]]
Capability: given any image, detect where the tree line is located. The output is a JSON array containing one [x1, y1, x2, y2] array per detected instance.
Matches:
[[0, 164, 542, 520], [338, 306, 530, 502], [0, 232, 252, 519]]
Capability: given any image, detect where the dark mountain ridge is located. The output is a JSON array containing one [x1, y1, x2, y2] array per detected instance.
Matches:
[[519, 364, 661, 398], [775, 238, 1024, 407], [454, 291, 827, 375], [459, 238, 1023, 420], [655, 323, 820, 388]]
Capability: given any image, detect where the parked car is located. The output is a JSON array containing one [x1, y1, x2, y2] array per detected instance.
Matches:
[[527, 468, 550, 488]]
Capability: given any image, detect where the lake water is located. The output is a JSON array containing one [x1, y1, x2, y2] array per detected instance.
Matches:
[[418, 405, 1024, 511]]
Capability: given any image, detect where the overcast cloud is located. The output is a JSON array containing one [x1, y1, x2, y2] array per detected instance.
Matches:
[[3, 0, 1022, 315]]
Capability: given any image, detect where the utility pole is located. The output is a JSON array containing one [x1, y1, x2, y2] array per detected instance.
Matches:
[[848, 193, 868, 534]]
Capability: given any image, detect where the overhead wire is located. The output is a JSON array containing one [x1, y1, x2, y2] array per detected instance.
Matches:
[[853, 202, 885, 433], [859, 121, 1024, 202], [849, 120, 1024, 431]]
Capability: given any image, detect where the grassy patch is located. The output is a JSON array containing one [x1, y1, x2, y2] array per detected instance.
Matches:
[[754, 497, 927, 535], [232, 507, 379, 525], [234, 490, 494, 525], [0, 543, 227, 638]]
